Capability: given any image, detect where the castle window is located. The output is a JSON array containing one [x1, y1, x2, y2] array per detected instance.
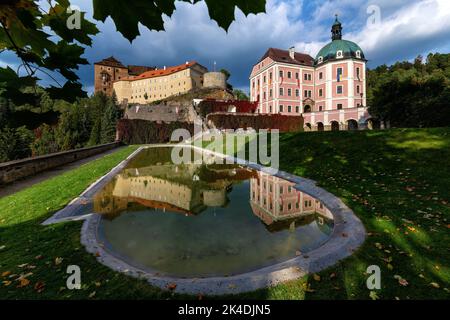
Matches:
[[263, 75, 266, 83], [337, 103, 343, 110], [318, 56, 323, 63], [287, 71, 292, 79], [287, 88, 292, 96], [356, 50, 361, 58], [279, 70, 283, 78], [319, 72, 323, 80], [269, 89, 273, 97], [279, 105, 284, 112], [319, 88, 323, 97], [295, 72, 299, 79], [356, 85, 360, 94], [288, 105, 292, 112], [296, 106, 299, 113], [336, 50, 343, 58], [279, 88, 284, 96], [295, 89, 299, 97], [356, 67, 360, 79], [337, 85, 343, 94], [319, 105, 323, 111]]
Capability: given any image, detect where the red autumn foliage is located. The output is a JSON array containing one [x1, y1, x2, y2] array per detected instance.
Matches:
[[117, 119, 194, 144], [206, 113, 304, 132]]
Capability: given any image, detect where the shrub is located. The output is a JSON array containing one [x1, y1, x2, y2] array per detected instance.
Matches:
[[0, 126, 34, 162]]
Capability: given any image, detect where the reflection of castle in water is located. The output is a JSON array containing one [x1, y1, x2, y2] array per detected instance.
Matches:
[[93, 161, 256, 219], [93, 147, 333, 232], [250, 172, 333, 232]]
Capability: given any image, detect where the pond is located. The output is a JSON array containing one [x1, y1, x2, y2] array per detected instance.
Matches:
[[88, 147, 335, 278]]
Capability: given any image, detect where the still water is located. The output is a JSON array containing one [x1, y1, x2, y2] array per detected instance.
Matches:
[[92, 147, 334, 277]]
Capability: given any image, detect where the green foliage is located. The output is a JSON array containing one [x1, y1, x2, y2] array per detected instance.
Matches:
[[233, 89, 249, 101], [0, 1, 98, 104], [368, 53, 450, 127], [220, 68, 231, 80], [100, 99, 120, 144], [0, 126, 33, 162], [55, 103, 90, 150], [31, 124, 59, 156], [93, 0, 266, 41]]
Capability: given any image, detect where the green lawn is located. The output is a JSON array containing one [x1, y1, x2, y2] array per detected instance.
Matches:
[[1, 128, 449, 300]]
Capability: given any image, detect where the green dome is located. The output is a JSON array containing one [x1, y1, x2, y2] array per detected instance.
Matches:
[[315, 39, 365, 65]]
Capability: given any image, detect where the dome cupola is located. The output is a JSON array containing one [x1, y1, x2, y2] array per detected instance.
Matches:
[[315, 15, 366, 65]]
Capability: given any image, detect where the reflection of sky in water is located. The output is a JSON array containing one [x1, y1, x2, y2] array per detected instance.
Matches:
[[93, 147, 334, 277]]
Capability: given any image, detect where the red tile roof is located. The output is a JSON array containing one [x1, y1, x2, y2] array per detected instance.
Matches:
[[118, 61, 199, 81], [257, 48, 314, 66]]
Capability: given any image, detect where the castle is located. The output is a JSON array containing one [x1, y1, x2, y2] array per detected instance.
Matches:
[[250, 17, 378, 130], [94, 58, 228, 105]]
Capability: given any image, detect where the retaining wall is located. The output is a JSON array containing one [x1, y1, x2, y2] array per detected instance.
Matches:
[[0, 142, 120, 185]]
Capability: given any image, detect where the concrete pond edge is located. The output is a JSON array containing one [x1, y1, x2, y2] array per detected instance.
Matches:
[[44, 144, 366, 295]]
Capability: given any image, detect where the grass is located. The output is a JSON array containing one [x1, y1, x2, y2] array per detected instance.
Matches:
[[1, 128, 449, 300]]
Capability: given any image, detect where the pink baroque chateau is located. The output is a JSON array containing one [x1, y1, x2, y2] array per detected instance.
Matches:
[[250, 17, 380, 131]]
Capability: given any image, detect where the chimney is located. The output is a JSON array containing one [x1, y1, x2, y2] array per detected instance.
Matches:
[[289, 46, 295, 59]]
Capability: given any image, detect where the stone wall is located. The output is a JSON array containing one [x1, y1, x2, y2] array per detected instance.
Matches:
[[0, 142, 120, 185], [124, 103, 193, 122], [117, 119, 195, 144], [203, 72, 227, 89]]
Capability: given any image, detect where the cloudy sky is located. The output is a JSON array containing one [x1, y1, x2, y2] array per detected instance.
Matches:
[[3, 0, 450, 94]]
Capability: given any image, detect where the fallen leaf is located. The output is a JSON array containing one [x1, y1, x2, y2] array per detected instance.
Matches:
[[295, 250, 301, 256], [329, 272, 336, 279], [399, 278, 408, 286], [34, 281, 45, 293], [430, 282, 440, 288], [17, 278, 30, 288], [3, 280, 12, 286], [1, 271, 11, 277], [35, 255, 43, 260], [18, 263, 28, 268], [89, 291, 96, 298], [167, 283, 177, 290], [54, 257, 63, 266], [313, 274, 321, 281], [369, 291, 379, 300]]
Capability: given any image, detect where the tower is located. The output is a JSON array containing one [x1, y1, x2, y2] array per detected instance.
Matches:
[[331, 14, 342, 41]]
